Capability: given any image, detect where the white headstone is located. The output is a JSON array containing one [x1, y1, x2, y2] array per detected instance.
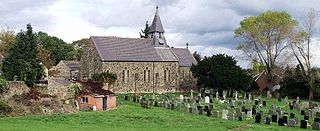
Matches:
[[235, 91, 238, 101], [187, 103, 191, 108], [222, 109, 228, 120], [248, 94, 251, 100], [205, 96, 210, 103], [216, 91, 219, 100], [284, 96, 288, 103], [247, 110, 252, 118], [180, 95, 184, 101], [267, 91, 271, 98]]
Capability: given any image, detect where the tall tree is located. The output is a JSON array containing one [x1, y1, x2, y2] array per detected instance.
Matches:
[[139, 21, 150, 38], [289, 8, 319, 100], [191, 54, 252, 91], [0, 27, 15, 57], [193, 51, 202, 63], [37, 32, 75, 65], [71, 38, 90, 61], [235, 11, 300, 90], [2, 24, 43, 87]]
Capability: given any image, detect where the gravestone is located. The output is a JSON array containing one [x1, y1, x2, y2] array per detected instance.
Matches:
[[272, 114, 278, 122], [315, 117, 320, 123], [235, 91, 238, 101], [247, 110, 253, 119], [189, 107, 192, 113], [284, 96, 288, 103], [252, 107, 256, 115], [248, 94, 252, 100], [255, 100, 259, 105], [312, 122, 320, 130], [215, 91, 219, 100], [239, 116, 242, 121], [300, 120, 307, 129], [206, 110, 211, 117], [290, 113, 295, 118], [209, 99, 213, 103], [278, 118, 284, 126], [228, 111, 235, 120], [180, 95, 184, 101], [304, 115, 309, 121], [133, 97, 136, 102], [301, 110, 305, 115], [268, 109, 274, 115], [205, 96, 210, 103], [316, 112, 320, 117], [255, 113, 262, 123], [289, 104, 293, 110], [283, 116, 288, 124], [236, 108, 242, 118], [209, 104, 214, 111], [265, 116, 271, 125], [288, 119, 296, 127], [222, 109, 228, 120], [263, 101, 266, 106], [154, 101, 158, 107], [204, 105, 209, 112], [190, 90, 194, 99], [124, 95, 128, 100], [171, 103, 175, 110], [197, 106, 203, 115]]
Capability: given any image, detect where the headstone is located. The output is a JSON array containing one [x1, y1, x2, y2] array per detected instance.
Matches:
[[255, 113, 262, 123], [239, 116, 242, 121], [272, 114, 277, 122], [209, 99, 213, 103], [283, 115, 288, 124], [290, 113, 295, 118], [248, 94, 251, 100], [316, 112, 320, 117], [315, 117, 320, 123], [154, 101, 158, 107], [209, 104, 214, 111], [205, 96, 210, 103], [206, 110, 211, 117], [204, 105, 209, 112], [304, 115, 309, 121], [284, 96, 288, 103], [247, 110, 252, 119], [301, 110, 305, 115], [265, 116, 271, 125], [236, 108, 242, 118], [288, 119, 296, 127], [278, 118, 284, 126], [171, 103, 175, 110], [190, 90, 194, 99], [300, 120, 307, 129], [263, 101, 266, 106], [268, 109, 274, 115], [133, 97, 136, 102], [235, 91, 238, 101], [189, 107, 192, 113], [124, 95, 128, 100], [312, 122, 320, 130], [252, 107, 256, 115], [289, 104, 293, 110], [255, 100, 259, 105], [222, 109, 228, 120], [215, 91, 219, 100], [180, 95, 184, 101], [267, 91, 271, 98], [197, 106, 203, 115]]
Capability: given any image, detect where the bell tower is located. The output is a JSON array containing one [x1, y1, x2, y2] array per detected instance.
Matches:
[[149, 6, 168, 47]]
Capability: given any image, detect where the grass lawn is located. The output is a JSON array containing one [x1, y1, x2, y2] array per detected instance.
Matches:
[[0, 96, 316, 131]]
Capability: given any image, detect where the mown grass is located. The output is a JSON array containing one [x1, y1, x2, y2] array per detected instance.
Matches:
[[0, 96, 316, 131]]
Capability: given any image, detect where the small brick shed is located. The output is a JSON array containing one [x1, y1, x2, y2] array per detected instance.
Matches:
[[77, 80, 116, 111]]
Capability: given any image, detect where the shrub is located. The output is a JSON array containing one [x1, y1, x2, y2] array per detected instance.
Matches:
[[0, 78, 8, 94], [0, 101, 12, 115]]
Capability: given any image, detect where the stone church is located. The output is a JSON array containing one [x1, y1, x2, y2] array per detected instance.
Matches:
[[80, 7, 197, 93]]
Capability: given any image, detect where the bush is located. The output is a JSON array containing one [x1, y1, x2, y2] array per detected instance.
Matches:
[[0, 78, 8, 94], [0, 101, 12, 115]]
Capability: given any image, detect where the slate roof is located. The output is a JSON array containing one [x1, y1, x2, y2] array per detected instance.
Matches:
[[172, 48, 198, 67], [62, 60, 80, 70], [150, 7, 165, 33], [78, 80, 115, 96], [91, 36, 178, 62]]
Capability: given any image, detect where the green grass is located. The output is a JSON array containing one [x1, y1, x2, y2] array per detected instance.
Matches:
[[0, 96, 317, 131]]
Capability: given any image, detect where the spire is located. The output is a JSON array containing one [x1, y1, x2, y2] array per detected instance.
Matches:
[[150, 6, 165, 33]]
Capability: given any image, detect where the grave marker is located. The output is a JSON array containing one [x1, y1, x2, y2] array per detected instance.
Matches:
[[278, 117, 284, 126], [300, 120, 307, 129], [312, 122, 320, 130], [265, 116, 271, 125], [288, 119, 296, 127], [255, 113, 262, 123], [272, 114, 277, 122]]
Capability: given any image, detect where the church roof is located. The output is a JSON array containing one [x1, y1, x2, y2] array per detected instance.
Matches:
[[91, 36, 178, 62], [150, 7, 165, 33], [172, 48, 198, 67]]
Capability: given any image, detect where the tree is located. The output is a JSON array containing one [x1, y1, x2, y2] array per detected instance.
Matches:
[[37, 44, 54, 68], [2, 24, 43, 87], [71, 38, 90, 61], [191, 54, 252, 91], [0, 78, 8, 94], [0, 27, 15, 57], [235, 11, 300, 90], [92, 72, 117, 87], [37, 32, 75, 65], [139, 21, 150, 38], [193, 51, 202, 63], [289, 9, 319, 100]]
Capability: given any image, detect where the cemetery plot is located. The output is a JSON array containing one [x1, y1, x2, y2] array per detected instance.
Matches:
[[123, 92, 320, 130]]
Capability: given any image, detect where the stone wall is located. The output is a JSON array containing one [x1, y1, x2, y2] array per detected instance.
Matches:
[[39, 78, 73, 100], [2, 81, 29, 100], [102, 61, 179, 93], [80, 39, 102, 80]]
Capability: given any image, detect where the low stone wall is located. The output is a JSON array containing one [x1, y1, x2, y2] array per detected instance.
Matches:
[[3, 81, 29, 100]]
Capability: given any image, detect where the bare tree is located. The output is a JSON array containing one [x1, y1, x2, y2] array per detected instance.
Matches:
[[289, 8, 319, 100]]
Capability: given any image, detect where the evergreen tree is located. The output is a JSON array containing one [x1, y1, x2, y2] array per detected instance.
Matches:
[[2, 24, 43, 87], [140, 21, 150, 38]]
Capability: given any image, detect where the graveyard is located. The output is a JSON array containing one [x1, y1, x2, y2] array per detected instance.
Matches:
[[0, 92, 319, 130]]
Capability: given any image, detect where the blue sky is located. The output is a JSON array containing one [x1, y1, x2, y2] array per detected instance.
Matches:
[[1, 0, 320, 68]]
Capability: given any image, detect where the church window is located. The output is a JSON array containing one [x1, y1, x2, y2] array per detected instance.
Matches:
[[168, 70, 171, 82], [122, 70, 125, 82], [164, 70, 167, 82], [148, 70, 151, 82], [127, 70, 130, 83], [144, 70, 146, 82]]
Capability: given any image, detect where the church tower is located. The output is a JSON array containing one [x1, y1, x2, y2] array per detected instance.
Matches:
[[149, 6, 168, 47]]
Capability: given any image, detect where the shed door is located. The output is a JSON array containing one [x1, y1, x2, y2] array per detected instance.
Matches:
[[103, 97, 107, 110]]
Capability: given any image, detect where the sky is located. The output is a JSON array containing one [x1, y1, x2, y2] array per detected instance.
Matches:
[[1, 0, 320, 68]]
